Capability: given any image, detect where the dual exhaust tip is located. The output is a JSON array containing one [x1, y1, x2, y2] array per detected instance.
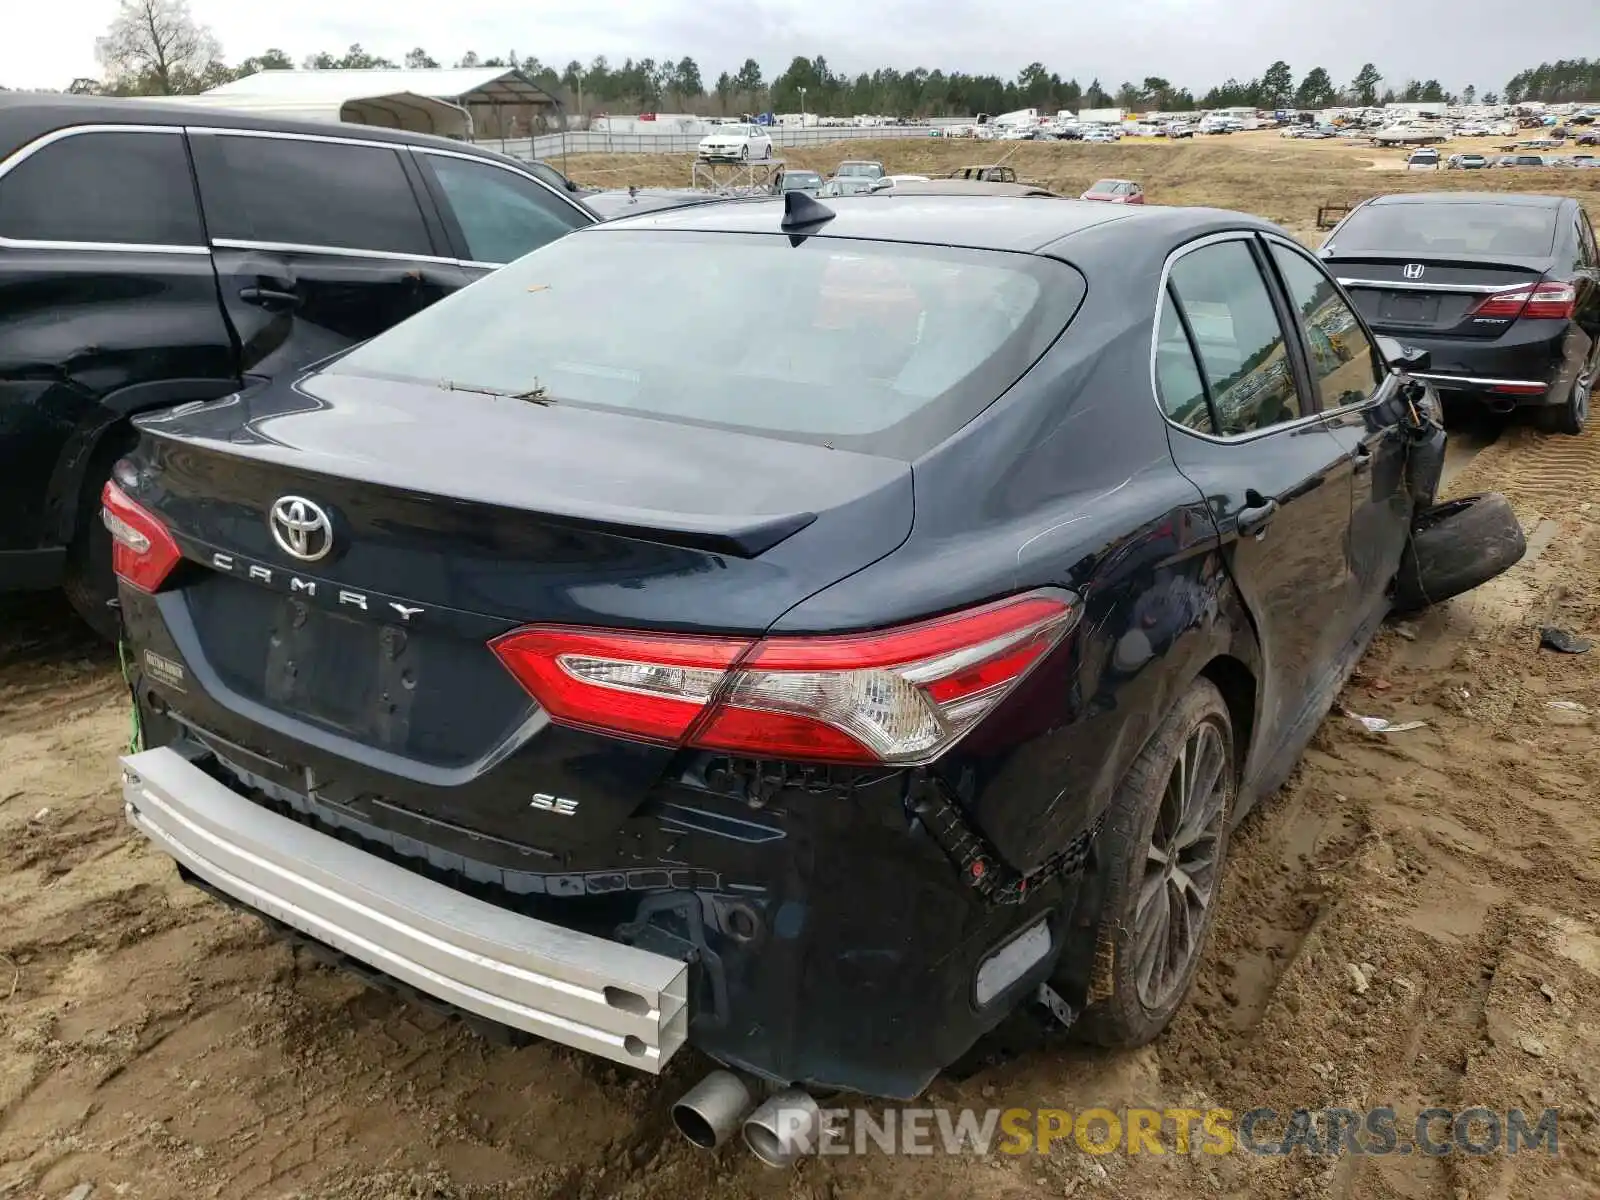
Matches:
[[671, 1069, 821, 1168]]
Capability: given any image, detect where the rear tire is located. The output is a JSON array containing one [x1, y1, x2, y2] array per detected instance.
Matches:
[[1534, 365, 1592, 436], [62, 431, 134, 642], [1072, 678, 1235, 1048], [1391, 492, 1526, 612]]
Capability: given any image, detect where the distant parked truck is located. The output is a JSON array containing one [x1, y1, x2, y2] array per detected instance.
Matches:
[[1076, 107, 1126, 125]]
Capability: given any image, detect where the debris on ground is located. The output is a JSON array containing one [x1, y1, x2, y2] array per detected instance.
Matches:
[[1341, 708, 1427, 734], [1539, 626, 1592, 654]]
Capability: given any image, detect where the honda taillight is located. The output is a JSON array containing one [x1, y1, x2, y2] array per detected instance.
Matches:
[[1470, 280, 1577, 321], [490, 590, 1079, 766], [101, 480, 181, 593], [1523, 281, 1576, 320], [1468, 285, 1531, 319]]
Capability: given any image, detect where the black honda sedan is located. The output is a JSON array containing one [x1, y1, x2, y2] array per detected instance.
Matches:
[[1321, 193, 1600, 432], [106, 193, 1516, 1146]]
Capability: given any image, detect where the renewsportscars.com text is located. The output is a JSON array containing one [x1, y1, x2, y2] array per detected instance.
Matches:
[[775, 1106, 1560, 1158]]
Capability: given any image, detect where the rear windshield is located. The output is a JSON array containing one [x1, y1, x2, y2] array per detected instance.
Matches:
[[1329, 202, 1558, 257], [326, 229, 1086, 457]]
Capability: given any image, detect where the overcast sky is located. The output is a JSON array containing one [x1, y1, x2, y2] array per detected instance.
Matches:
[[0, 0, 1583, 94]]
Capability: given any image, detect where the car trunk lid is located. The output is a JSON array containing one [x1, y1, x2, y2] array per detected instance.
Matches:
[[1328, 252, 1552, 338], [125, 373, 913, 849]]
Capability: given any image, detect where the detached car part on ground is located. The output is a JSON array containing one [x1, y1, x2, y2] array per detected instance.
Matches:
[[0, 95, 596, 638], [109, 192, 1526, 1166]]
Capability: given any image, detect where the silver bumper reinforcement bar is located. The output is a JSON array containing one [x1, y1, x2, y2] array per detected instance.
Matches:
[[120, 747, 689, 1072]]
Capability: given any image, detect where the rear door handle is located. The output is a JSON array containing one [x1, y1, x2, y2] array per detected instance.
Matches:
[[1237, 494, 1280, 538], [239, 286, 301, 310]]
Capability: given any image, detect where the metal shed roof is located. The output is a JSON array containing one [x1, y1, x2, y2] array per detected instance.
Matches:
[[146, 68, 559, 139]]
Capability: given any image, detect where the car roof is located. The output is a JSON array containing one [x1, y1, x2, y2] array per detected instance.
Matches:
[[1368, 191, 1566, 208], [0, 91, 525, 167], [588, 194, 1276, 255]]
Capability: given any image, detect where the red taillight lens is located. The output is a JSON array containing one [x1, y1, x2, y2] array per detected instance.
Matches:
[[1468, 285, 1532, 319], [101, 480, 182, 593], [1523, 281, 1576, 319], [489, 626, 751, 744], [1470, 280, 1577, 321], [490, 591, 1079, 765]]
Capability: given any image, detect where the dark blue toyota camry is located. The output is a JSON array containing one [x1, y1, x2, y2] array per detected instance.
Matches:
[[106, 190, 1521, 1163]]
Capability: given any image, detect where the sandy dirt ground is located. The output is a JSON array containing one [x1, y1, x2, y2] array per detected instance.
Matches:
[[3, 416, 1599, 1199]]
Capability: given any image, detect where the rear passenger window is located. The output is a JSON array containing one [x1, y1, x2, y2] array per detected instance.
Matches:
[[1268, 243, 1381, 410], [1155, 289, 1215, 434], [212, 136, 431, 256], [0, 130, 202, 247], [424, 156, 588, 264], [1168, 240, 1304, 436]]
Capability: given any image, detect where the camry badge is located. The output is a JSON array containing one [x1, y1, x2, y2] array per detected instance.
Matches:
[[269, 495, 333, 562]]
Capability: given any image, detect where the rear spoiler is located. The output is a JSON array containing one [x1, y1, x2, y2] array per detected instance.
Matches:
[[1325, 251, 1552, 276]]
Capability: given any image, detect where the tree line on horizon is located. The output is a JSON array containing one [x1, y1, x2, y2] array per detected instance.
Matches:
[[9, 0, 1597, 119]]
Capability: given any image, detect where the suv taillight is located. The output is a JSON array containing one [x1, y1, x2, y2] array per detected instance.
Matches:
[[490, 591, 1080, 766], [102, 480, 181, 592]]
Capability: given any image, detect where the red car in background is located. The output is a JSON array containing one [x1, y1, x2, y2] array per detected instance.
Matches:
[[1080, 178, 1146, 204]]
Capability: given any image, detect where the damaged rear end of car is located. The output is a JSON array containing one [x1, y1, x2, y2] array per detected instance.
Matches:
[[110, 214, 1098, 1108]]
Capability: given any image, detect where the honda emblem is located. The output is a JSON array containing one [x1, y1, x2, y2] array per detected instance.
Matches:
[[1402, 263, 1425, 281]]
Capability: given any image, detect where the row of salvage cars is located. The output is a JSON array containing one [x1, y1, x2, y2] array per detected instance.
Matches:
[[5, 93, 1589, 1166]]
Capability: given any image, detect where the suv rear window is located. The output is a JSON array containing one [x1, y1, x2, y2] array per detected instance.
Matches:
[[326, 229, 1085, 457], [1328, 202, 1558, 257]]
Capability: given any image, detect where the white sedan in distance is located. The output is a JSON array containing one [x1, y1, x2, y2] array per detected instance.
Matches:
[[697, 123, 774, 161]]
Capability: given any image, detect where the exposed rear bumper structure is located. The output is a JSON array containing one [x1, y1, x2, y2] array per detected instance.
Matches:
[[120, 746, 689, 1072]]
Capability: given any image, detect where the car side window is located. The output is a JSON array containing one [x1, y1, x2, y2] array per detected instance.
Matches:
[[1155, 288, 1216, 435], [0, 130, 202, 247], [1267, 242, 1382, 410], [1167, 240, 1304, 436], [210, 135, 432, 256], [424, 156, 589, 265]]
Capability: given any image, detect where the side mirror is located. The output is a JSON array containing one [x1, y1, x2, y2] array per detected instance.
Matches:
[[870, 177, 894, 192], [1376, 335, 1431, 374]]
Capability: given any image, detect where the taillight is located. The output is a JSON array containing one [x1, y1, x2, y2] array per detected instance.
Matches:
[[1468, 285, 1531, 319], [1469, 280, 1577, 321], [489, 590, 1079, 766], [1524, 281, 1576, 319], [101, 480, 181, 593], [488, 627, 749, 743]]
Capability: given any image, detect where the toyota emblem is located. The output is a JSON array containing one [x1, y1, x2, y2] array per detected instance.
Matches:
[[1402, 263, 1425, 280], [269, 495, 333, 562]]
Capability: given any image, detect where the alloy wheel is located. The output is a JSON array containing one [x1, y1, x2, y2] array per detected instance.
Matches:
[[1133, 717, 1228, 1010]]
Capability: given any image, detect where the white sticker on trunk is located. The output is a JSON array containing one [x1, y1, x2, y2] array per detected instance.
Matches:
[[143, 650, 187, 694]]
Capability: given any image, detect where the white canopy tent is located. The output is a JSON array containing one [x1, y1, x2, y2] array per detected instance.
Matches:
[[146, 68, 562, 141]]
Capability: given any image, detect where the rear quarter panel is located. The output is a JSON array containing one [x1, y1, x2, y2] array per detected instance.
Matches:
[[772, 232, 1260, 872]]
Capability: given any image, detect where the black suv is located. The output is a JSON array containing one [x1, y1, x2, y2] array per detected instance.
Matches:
[[0, 94, 596, 635]]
